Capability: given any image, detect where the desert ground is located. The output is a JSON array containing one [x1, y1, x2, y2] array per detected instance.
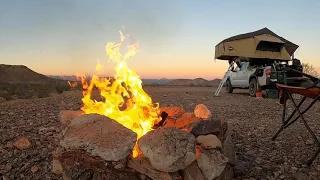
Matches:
[[1, 86, 320, 180]]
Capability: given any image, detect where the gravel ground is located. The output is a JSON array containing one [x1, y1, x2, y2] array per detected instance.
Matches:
[[1, 86, 320, 180]]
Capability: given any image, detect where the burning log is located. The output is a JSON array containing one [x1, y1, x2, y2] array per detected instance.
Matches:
[[152, 111, 168, 129]]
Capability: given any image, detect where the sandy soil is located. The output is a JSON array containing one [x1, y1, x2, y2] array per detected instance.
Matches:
[[1, 86, 320, 180]]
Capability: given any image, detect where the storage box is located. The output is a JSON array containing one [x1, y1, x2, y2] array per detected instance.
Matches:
[[266, 89, 279, 99]]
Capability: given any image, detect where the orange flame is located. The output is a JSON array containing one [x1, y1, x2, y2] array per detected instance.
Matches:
[[77, 31, 161, 157], [67, 81, 78, 88]]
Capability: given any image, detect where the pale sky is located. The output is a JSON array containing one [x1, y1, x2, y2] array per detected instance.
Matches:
[[0, 0, 319, 79]]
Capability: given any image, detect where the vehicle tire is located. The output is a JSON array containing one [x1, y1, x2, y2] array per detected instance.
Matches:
[[226, 79, 233, 93], [249, 78, 257, 97]]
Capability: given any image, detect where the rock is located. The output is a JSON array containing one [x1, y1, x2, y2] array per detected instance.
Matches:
[[139, 174, 147, 180], [223, 127, 233, 142], [160, 106, 185, 117], [60, 114, 137, 161], [196, 135, 222, 149], [0, 97, 6, 103], [4, 163, 12, 172], [222, 136, 237, 166], [31, 166, 40, 173], [306, 140, 313, 145], [219, 122, 228, 141], [175, 112, 202, 129], [294, 172, 310, 180], [111, 159, 127, 170], [52, 159, 63, 175], [5, 142, 14, 149], [11, 94, 18, 100], [197, 149, 228, 180], [128, 157, 172, 180], [181, 161, 205, 180], [138, 127, 196, 172], [273, 172, 279, 178], [58, 150, 139, 180], [169, 172, 182, 180], [190, 119, 221, 137], [59, 110, 83, 127], [162, 118, 176, 128], [194, 104, 211, 119], [214, 165, 234, 180], [13, 137, 32, 150]]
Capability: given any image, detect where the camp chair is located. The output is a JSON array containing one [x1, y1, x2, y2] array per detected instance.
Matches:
[[271, 67, 320, 165]]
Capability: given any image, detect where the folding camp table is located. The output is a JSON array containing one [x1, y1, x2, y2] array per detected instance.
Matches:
[[271, 67, 320, 165]]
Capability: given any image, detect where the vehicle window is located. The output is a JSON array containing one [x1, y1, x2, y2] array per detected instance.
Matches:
[[240, 62, 247, 71]]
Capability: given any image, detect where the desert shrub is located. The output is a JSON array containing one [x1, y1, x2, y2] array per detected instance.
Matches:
[[36, 88, 51, 98], [15, 84, 34, 99], [54, 80, 71, 94], [0, 89, 15, 100], [302, 63, 319, 77]]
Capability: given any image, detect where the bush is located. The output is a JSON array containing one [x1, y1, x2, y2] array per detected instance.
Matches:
[[302, 63, 319, 77], [54, 80, 71, 94]]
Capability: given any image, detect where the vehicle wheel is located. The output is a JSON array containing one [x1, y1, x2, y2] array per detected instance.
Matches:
[[249, 78, 257, 97], [226, 79, 233, 93]]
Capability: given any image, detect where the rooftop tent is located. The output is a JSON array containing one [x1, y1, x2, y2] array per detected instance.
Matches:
[[214, 27, 299, 61]]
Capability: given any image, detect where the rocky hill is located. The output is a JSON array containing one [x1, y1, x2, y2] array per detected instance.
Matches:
[[0, 64, 71, 100], [0, 64, 56, 84]]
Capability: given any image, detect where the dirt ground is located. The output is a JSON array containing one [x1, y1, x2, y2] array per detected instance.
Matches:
[[1, 86, 320, 180]]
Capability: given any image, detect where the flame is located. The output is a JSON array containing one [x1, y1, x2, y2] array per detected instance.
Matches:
[[67, 81, 78, 88], [95, 59, 103, 71], [77, 31, 161, 157]]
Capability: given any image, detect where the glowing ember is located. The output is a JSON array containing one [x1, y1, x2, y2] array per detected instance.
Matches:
[[77, 30, 161, 157]]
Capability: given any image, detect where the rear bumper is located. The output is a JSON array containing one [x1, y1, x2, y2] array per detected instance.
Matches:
[[264, 77, 308, 89]]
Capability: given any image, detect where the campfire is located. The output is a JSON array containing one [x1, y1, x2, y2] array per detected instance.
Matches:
[[57, 30, 237, 180], [74, 31, 163, 158]]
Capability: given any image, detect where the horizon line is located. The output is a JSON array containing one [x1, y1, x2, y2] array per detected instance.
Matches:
[[46, 74, 222, 81]]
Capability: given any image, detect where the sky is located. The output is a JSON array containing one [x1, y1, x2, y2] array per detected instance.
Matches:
[[0, 0, 320, 79]]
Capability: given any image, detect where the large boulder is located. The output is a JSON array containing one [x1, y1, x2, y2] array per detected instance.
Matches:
[[138, 127, 196, 172], [222, 136, 237, 166], [197, 149, 228, 180], [181, 161, 205, 180], [60, 114, 137, 161], [128, 157, 172, 180]]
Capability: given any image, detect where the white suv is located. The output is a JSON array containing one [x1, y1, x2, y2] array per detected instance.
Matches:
[[225, 59, 304, 97]]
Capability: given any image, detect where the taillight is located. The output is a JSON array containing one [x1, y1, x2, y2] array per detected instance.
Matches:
[[265, 69, 271, 76]]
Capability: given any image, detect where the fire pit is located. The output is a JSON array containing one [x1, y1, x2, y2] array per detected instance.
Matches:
[[53, 30, 237, 180]]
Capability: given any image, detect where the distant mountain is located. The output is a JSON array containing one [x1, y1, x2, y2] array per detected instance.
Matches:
[[167, 78, 221, 87], [141, 79, 170, 85], [47, 75, 222, 87], [48, 75, 170, 85]]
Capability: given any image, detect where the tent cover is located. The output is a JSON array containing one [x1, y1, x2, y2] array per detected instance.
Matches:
[[215, 27, 299, 61]]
